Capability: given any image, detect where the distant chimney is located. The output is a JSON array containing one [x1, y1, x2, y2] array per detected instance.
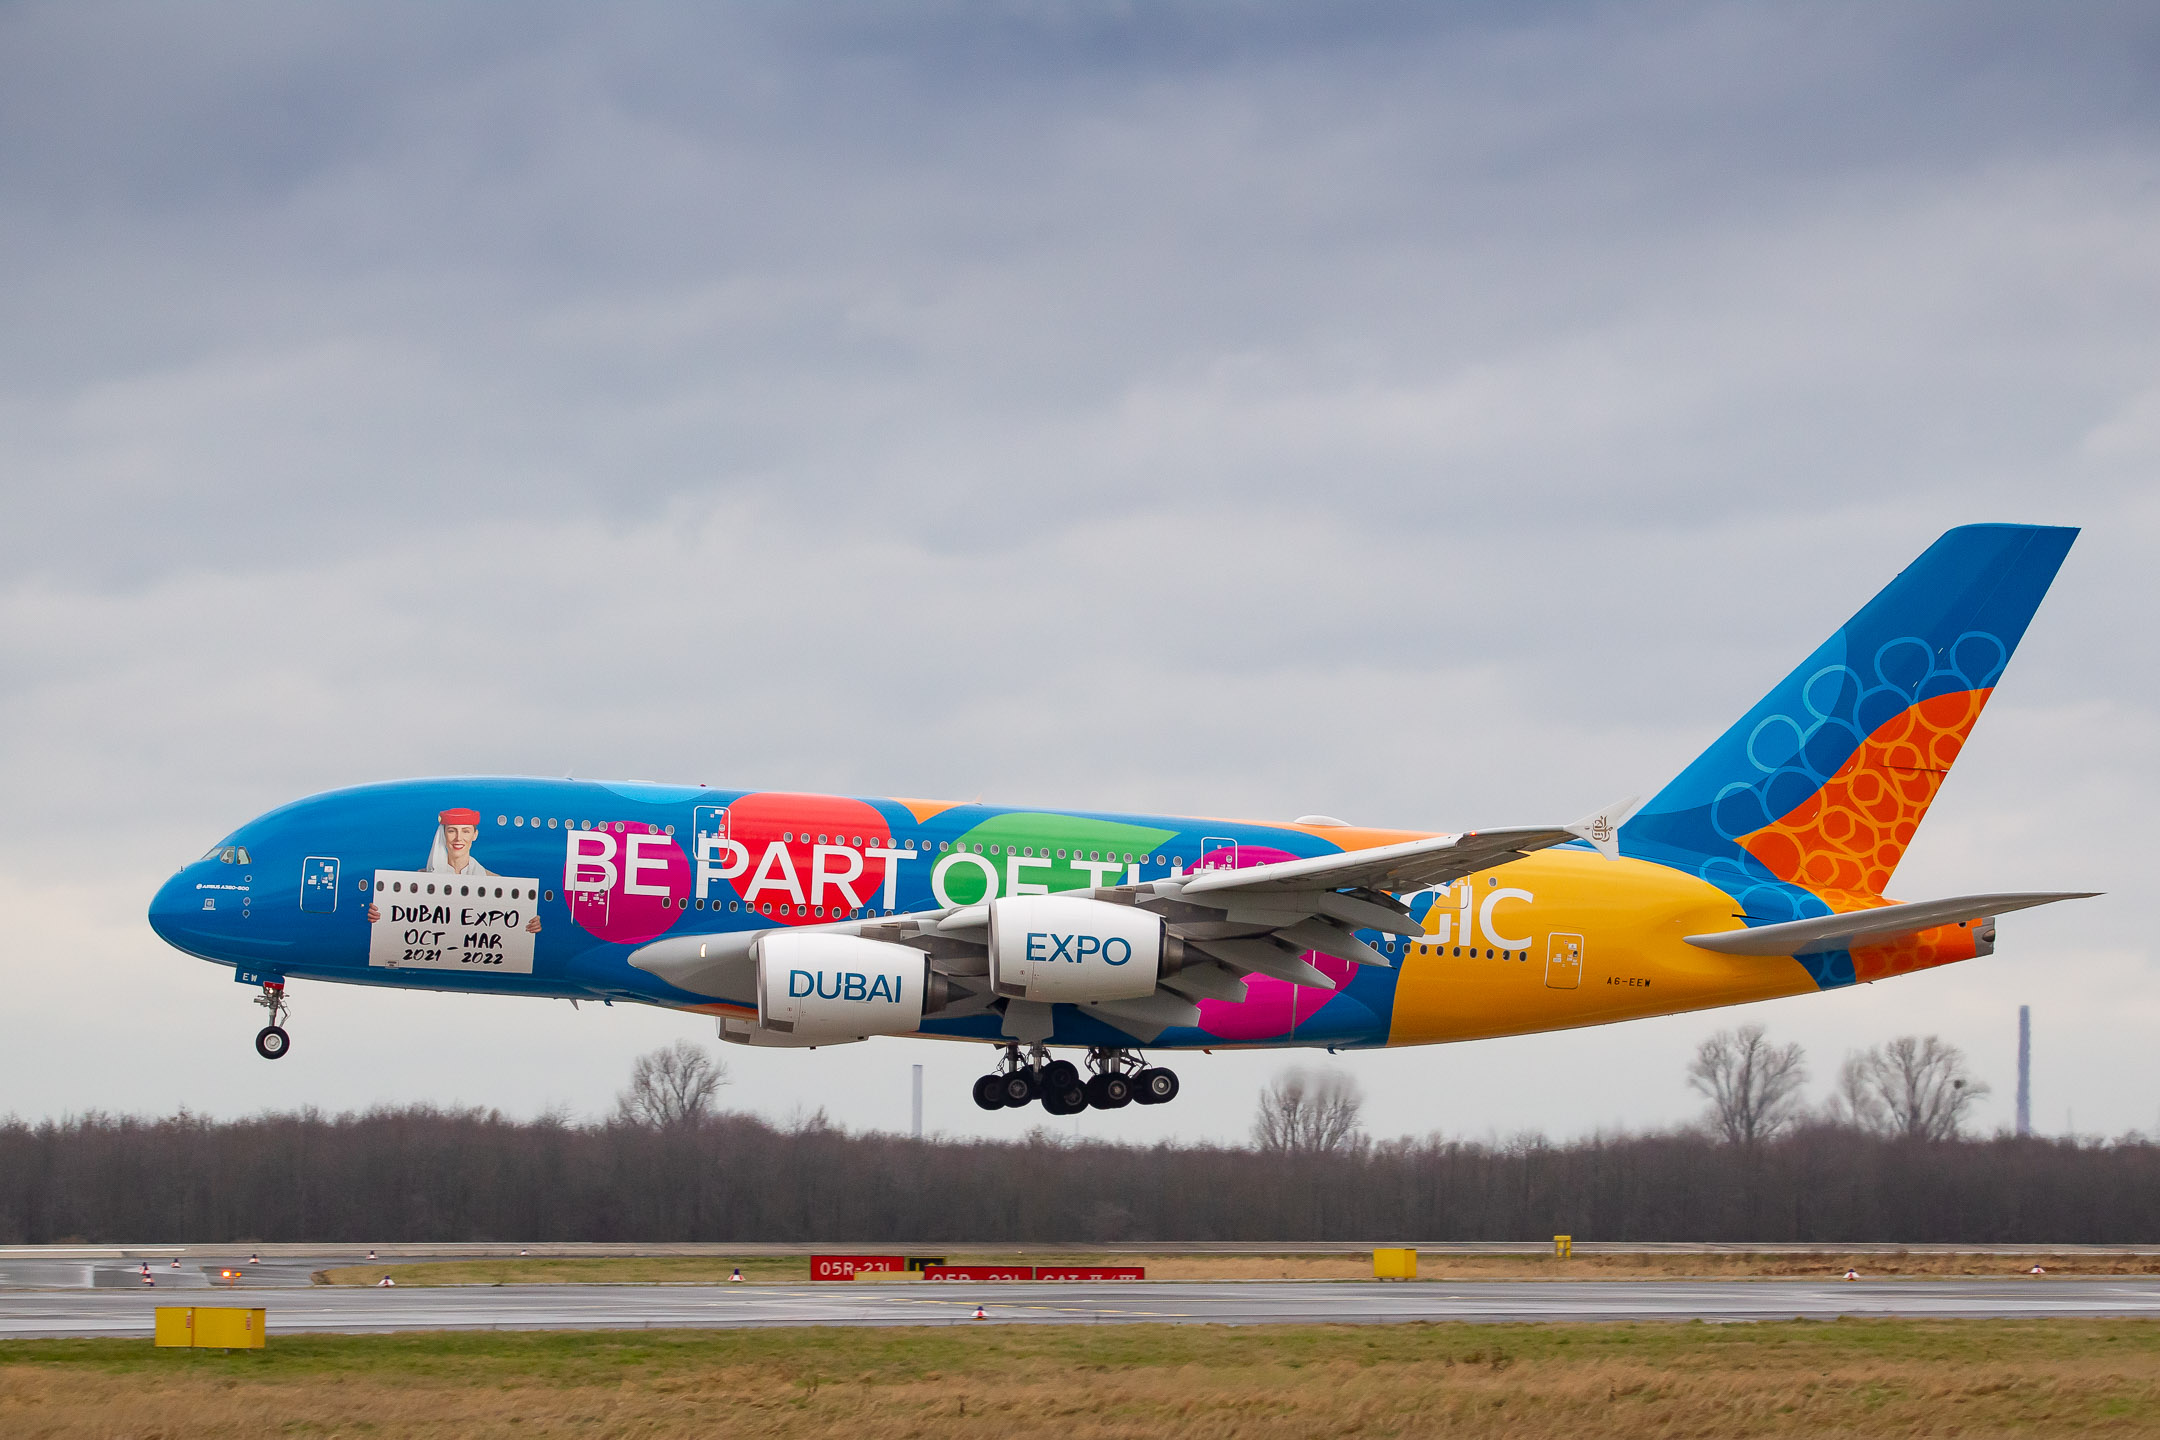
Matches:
[[2016, 1005, 2032, 1137]]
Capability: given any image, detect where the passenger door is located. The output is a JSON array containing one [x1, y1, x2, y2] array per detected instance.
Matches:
[[300, 856, 339, 913]]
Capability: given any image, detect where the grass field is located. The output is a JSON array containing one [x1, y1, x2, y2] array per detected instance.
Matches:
[[315, 1249, 2160, 1286], [5, 1319, 2160, 1437]]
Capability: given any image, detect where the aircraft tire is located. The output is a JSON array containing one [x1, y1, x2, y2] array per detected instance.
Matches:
[[997, 1071, 1036, 1107], [1042, 1059, 1081, 1091], [254, 1026, 290, 1060], [1085, 1073, 1133, 1109], [1043, 1083, 1088, 1116], [1133, 1067, 1179, 1105], [971, 1075, 1006, 1110]]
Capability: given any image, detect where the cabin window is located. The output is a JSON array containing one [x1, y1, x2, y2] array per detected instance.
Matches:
[[496, 815, 507, 826], [544, 890, 555, 901]]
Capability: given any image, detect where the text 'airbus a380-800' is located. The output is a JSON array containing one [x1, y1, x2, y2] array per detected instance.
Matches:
[[150, 524, 2093, 1115]]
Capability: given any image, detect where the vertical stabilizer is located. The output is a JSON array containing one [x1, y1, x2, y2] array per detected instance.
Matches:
[[1628, 524, 2076, 911]]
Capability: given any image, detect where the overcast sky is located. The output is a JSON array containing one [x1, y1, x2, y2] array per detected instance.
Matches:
[[3, 1, 2155, 1149]]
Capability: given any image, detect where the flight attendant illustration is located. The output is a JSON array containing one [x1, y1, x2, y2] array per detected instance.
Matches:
[[427, 808, 494, 876], [368, 807, 541, 932]]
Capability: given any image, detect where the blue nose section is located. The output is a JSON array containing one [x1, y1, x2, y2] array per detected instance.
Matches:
[[148, 870, 191, 944], [149, 866, 224, 958]]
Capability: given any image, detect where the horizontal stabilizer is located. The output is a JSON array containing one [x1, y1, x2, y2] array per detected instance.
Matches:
[[1685, 891, 2098, 956]]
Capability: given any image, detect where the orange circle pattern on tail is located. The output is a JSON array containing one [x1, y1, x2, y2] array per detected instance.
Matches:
[[1739, 688, 1991, 899]]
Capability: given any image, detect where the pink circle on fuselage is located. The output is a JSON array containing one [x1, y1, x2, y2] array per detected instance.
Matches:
[[563, 823, 691, 944]]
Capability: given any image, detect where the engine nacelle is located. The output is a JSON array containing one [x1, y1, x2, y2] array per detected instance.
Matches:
[[988, 896, 1162, 1003], [755, 933, 944, 1042]]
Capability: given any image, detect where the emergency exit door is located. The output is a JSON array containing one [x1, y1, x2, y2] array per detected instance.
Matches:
[[1545, 932, 1584, 989]]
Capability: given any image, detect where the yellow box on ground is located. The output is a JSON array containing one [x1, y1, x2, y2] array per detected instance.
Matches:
[[153, 1307, 266, 1349], [152, 1308, 193, 1347], [1554, 1235, 1573, 1258], [1373, 1248, 1417, 1280]]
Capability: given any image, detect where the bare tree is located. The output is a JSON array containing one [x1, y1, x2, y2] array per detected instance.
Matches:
[[1836, 1035, 1989, 1140], [615, 1040, 728, 1129], [1253, 1066, 1366, 1154], [1687, 1024, 1809, 1148]]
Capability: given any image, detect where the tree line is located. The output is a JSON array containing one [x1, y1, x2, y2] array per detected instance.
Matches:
[[1, 1035, 2152, 1245]]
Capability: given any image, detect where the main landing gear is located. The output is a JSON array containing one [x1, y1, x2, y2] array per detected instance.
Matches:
[[971, 1045, 1179, 1114], [253, 982, 291, 1060]]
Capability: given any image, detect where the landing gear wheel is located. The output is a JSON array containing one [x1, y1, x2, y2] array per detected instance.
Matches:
[[1042, 1059, 1081, 1092], [1085, 1073, 1133, 1109], [998, 1071, 1037, 1107], [1133, 1067, 1179, 1105], [1042, 1083, 1088, 1116], [254, 1026, 290, 1060], [972, 1074, 1007, 1110]]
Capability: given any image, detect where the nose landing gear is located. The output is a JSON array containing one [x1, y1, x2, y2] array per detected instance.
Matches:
[[970, 1045, 1177, 1113], [253, 982, 291, 1060]]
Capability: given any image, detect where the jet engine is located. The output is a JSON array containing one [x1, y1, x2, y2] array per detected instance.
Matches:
[[987, 895, 1163, 1002], [755, 932, 949, 1043]]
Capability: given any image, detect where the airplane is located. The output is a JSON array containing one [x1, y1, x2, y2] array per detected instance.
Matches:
[[149, 523, 2094, 1116]]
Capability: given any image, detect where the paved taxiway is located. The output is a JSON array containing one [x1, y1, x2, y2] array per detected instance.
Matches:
[[5, 1279, 2160, 1338]]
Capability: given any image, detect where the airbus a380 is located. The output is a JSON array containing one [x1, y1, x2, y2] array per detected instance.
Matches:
[[150, 524, 2092, 1116]]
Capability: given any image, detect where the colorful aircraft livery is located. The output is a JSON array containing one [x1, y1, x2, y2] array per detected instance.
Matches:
[[150, 525, 2095, 1115]]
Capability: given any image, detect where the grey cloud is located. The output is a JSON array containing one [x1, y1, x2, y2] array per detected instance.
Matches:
[[0, 1, 2153, 1142]]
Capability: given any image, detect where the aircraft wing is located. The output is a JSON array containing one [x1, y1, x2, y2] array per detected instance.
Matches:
[[634, 797, 1636, 1044], [1176, 826, 1566, 902], [1683, 891, 2098, 956], [1175, 796, 1640, 899]]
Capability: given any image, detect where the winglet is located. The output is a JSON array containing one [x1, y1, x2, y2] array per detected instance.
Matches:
[[1566, 795, 1643, 861]]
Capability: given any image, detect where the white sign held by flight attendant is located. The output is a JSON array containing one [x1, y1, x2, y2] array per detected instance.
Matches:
[[367, 870, 540, 974]]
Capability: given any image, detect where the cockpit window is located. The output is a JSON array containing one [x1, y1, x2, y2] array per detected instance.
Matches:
[[221, 848, 238, 863], [234, 847, 252, 865], [202, 845, 225, 861]]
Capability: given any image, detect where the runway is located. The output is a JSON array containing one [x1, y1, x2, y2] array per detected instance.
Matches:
[[5, 1278, 2160, 1338]]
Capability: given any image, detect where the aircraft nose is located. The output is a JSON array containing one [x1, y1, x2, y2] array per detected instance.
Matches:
[[148, 867, 207, 948]]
